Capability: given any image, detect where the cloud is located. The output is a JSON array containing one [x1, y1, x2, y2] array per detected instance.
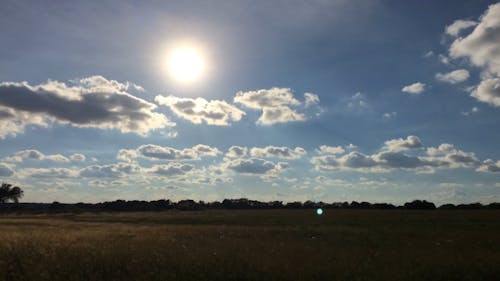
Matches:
[[20, 167, 79, 179], [0, 76, 174, 138], [443, 4, 500, 108], [79, 162, 141, 178], [147, 163, 195, 177], [317, 145, 345, 155], [423, 51, 434, 58], [373, 151, 429, 169], [311, 152, 376, 172], [154, 95, 245, 126], [471, 78, 500, 107], [304, 92, 320, 107], [192, 144, 221, 157], [311, 136, 481, 173], [382, 135, 423, 152], [225, 146, 248, 158], [402, 82, 425, 94], [0, 163, 15, 177], [225, 158, 287, 175], [383, 112, 397, 119], [117, 144, 220, 162], [69, 153, 86, 162], [445, 19, 477, 37], [345, 143, 358, 150], [439, 182, 464, 188], [435, 69, 470, 84], [476, 159, 500, 173], [426, 143, 480, 168], [250, 146, 306, 159], [5, 149, 71, 162], [462, 106, 480, 116], [449, 4, 500, 77], [234, 87, 306, 125]]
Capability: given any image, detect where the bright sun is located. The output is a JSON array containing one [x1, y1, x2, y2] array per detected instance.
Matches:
[[166, 46, 205, 83]]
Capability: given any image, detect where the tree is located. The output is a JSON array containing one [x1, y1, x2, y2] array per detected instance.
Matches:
[[0, 183, 23, 203]]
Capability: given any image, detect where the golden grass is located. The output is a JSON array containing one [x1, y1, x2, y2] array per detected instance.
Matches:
[[0, 210, 499, 281]]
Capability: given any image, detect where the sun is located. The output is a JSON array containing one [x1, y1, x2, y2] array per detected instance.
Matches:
[[166, 45, 206, 83]]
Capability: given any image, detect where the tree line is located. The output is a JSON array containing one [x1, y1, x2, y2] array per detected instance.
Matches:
[[0, 183, 499, 213], [1, 198, 499, 213]]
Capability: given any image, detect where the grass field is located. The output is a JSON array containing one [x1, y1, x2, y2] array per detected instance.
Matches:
[[0, 210, 499, 281]]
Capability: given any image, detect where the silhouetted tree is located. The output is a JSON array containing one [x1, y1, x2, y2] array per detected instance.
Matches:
[[438, 204, 456, 209], [404, 200, 436, 209], [0, 183, 23, 203]]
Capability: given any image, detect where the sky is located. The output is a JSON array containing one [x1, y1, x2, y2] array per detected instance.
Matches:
[[1, 0, 499, 204]]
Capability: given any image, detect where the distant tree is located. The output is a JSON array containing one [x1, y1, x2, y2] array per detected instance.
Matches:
[[404, 200, 436, 209], [0, 183, 23, 203], [438, 204, 456, 209]]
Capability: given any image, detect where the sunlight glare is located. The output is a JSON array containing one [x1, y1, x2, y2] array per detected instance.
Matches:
[[166, 46, 205, 83]]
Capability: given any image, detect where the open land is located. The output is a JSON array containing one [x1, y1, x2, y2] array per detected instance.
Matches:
[[0, 209, 499, 281]]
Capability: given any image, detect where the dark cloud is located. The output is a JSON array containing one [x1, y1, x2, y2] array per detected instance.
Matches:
[[312, 136, 482, 173], [225, 146, 247, 158], [226, 158, 281, 175], [0, 76, 173, 138], [149, 163, 194, 177]]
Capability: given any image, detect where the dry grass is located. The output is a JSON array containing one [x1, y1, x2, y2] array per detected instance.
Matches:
[[0, 210, 499, 281]]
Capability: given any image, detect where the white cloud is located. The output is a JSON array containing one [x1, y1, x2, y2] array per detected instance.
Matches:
[[423, 51, 434, 58], [446, 4, 500, 108], [224, 158, 287, 175], [147, 163, 195, 177], [471, 78, 500, 107], [317, 145, 345, 155], [435, 69, 470, 84], [20, 167, 79, 179], [402, 82, 425, 94], [477, 159, 500, 173], [234, 87, 306, 125], [425, 143, 479, 168], [0, 163, 15, 177], [0, 76, 174, 138], [383, 112, 397, 119], [69, 153, 86, 162], [311, 136, 481, 173], [345, 143, 358, 150], [439, 182, 464, 188], [79, 162, 141, 178], [346, 92, 370, 111], [304, 92, 320, 107], [117, 144, 220, 162], [5, 149, 70, 163], [192, 144, 221, 157], [154, 95, 245, 126], [445, 19, 477, 37], [382, 135, 423, 152], [438, 54, 451, 65], [462, 106, 480, 116], [449, 4, 500, 77], [250, 146, 307, 159]]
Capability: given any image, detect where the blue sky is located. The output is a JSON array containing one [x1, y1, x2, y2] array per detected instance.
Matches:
[[1, 0, 499, 204]]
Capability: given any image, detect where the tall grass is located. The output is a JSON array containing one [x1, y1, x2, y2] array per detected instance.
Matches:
[[0, 210, 499, 281]]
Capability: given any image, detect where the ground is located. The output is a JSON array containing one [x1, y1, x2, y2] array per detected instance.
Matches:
[[0, 209, 499, 281]]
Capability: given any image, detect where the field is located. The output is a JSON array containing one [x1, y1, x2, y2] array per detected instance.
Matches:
[[0, 210, 499, 281]]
